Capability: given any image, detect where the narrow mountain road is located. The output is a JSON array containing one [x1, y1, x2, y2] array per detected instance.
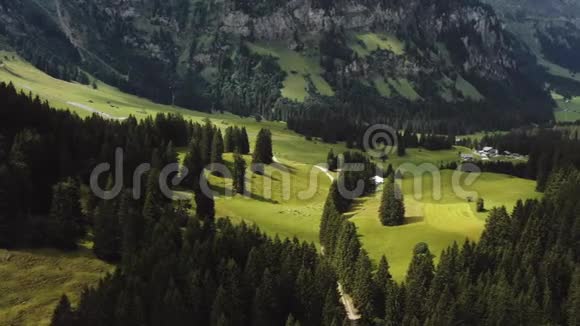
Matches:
[[66, 102, 126, 120], [338, 283, 362, 321], [273, 156, 357, 321], [321, 247, 362, 321], [273, 156, 334, 182], [315, 165, 334, 182]]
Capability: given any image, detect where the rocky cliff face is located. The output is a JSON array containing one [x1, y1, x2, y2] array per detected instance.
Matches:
[[213, 0, 515, 79], [0, 0, 554, 123], [26, 0, 510, 81], [482, 0, 580, 97]]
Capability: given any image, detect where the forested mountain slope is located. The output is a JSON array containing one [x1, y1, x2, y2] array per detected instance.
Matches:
[[484, 0, 580, 99], [0, 0, 555, 130], [1, 79, 578, 326]]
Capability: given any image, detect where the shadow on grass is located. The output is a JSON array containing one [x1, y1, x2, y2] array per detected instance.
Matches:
[[249, 193, 279, 204], [404, 216, 425, 225], [271, 162, 297, 174], [342, 199, 367, 219], [253, 171, 281, 182], [1, 243, 104, 262], [209, 183, 280, 204]]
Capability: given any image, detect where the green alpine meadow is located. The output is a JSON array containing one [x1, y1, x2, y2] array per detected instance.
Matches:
[[0, 0, 579, 325]]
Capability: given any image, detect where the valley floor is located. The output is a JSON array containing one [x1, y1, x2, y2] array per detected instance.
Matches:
[[0, 49, 542, 322], [0, 246, 112, 326]]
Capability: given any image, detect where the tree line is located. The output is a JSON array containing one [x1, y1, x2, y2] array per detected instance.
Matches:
[[0, 81, 252, 249], [319, 163, 580, 325], [465, 128, 580, 191], [2, 81, 579, 324], [52, 211, 346, 326]]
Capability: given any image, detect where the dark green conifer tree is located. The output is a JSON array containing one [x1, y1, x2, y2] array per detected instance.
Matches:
[[321, 289, 343, 326], [379, 176, 405, 226], [210, 129, 224, 176], [48, 178, 83, 249], [233, 152, 247, 195], [195, 174, 215, 222], [385, 164, 394, 177], [118, 191, 142, 263], [211, 129, 224, 165], [384, 282, 404, 326], [567, 265, 580, 325], [353, 250, 376, 317], [252, 269, 279, 326], [163, 140, 178, 167], [142, 169, 164, 228], [181, 141, 203, 190], [211, 286, 230, 326], [374, 255, 392, 318], [404, 243, 434, 325], [327, 149, 338, 171], [397, 132, 406, 157], [93, 196, 121, 261], [161, 279, 190, 326], [253, 128, 273, 164], [51, 295, 74, 326], [201, 119, 214, 166], [319, 198, 337, 254], [477, 198, 485, 212], [224, 127, 234, 153], [240, 127, 250, 154], [479, 207, 512, 250], [334, 221, 360, 289]]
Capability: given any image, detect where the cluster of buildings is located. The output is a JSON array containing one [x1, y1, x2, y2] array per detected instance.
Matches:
[[478, 147, 499, 160], [460, 146, 526, 162]]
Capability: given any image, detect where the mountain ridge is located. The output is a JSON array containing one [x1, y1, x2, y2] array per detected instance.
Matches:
[[0, 0, 556, 131]]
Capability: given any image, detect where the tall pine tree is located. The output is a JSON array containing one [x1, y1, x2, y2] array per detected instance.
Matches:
[[379, 176, 405, 226], [51, 295, 74, 326], [253, 128, 273, 164], [211, 129, 224, 165], [195, 174, 215, 222], [240, 127, 250, 155], [404, 243, 434, 325], [48, 178, 83, 249], [233, 152, 247, 195], [182, 141, 203, 190]]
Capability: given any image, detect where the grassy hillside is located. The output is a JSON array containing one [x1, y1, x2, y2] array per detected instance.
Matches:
[[377, 147, 472, 168], [373, 78, 392, 97], [0, 50, 348, 165], [553, 92, 580, 122], [0, 50, 543, 315], [352, 171, 540, 280], [348, 33, 405, 56], [246, 42, 334, 101], [387, 78, 421, 101], [244, 36, 485, 103], [455, 75, 485, 101], [209, 154, 333, 245], [540, 57, 580, 84], [0, 247, 112, 326]]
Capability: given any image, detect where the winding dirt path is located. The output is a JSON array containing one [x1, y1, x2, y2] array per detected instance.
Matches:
[[315, 165, 334, 182], [66, 102, 126, 120], [320, 247, 362, 321], [274, 156, 357, 320], [338, 283, 362, 321]]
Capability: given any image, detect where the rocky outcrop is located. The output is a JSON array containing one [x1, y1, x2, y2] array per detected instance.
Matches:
[[212, 0, 514, 79], [0, 0, 527, 104]]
